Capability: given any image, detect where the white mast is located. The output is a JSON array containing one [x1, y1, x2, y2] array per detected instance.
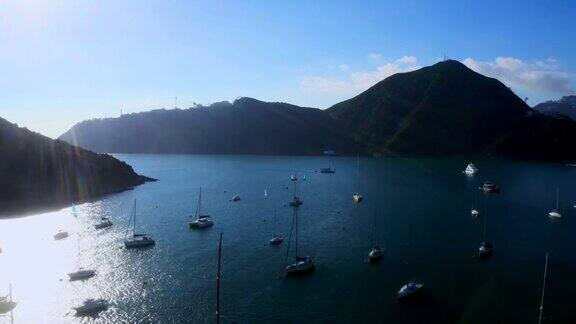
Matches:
[[538, 252, 549, 324]]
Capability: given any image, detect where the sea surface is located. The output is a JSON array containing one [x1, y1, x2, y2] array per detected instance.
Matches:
[[1, 155, 576, 323]]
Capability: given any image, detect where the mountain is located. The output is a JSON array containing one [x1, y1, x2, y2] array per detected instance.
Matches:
[[0, 117, 154, 216], [533, 96, 576, 120], [59, 98, 360, 155], [59, 60, 576, 162]]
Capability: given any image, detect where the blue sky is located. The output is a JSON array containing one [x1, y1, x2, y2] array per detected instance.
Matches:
[[1, 0, 575, 138]]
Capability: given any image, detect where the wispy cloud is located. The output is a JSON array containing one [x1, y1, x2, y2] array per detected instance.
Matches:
[[463, 57, 574, 95], [301, 56, 420, 95]]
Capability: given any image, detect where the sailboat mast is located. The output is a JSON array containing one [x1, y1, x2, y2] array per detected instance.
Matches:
[[371, 208, 376, 248], [133, 199, 137, 235], [555, 188, 559, 210], [9, 283, 13, 324], [294, 207, 299, 258], [216, 232, 223, 324], [538, 252, 549, 324]]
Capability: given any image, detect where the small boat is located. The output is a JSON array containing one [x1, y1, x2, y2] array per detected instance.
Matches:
[[477, 241, 495, 258], [463, 163, 478, 175], [289, 180, 303, 207], [290, 174, 297, 181], [54, 230, 69, 240], [353, 155, 363, 203], [471, 209, 480, 217], [0, 285, 16, 316], [95, 217, 113, 229], [320, 167, 335, 174], [190, 188, 214, 229], [548, 188, 561, 219], [73, 298, 108, 316], [124, 200, 156, 249], [68, 269, 96, 281], [480, 181, 500, 193], [302, 174, 307, 180], [232, 195, 240, 202], [396, 281, 424, 302], [353, 193, 363, 203]]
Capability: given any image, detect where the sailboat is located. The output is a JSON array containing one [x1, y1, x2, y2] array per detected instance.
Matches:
[[73, 298, 108, 316], [289, 179, 303, 207], [395, 280, 424, 302], [270, 210, 284, 246], [0, 284, 16, 317], [538, 252, 549, 324], [284, 207, 314, 275], [353, 155, 363, 203], [216, 232, 223, 324], [463, 162, 478, 175], [68, 235, 96, 281], [290, 174, 297, 181], [367, 208, 384, 263], [190, 187, 214, 228], [548, 188, 561, 219], [124, 200, 155, 249], [320, 151, 336, 174]]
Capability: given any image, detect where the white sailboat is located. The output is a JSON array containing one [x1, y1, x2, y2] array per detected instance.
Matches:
[[367, 209, 384, 263], [124, 200, 155, 249], [548, 188, 561, 219], [284, 207, 314, 275], [353, 155, 363, 203], [73, 298, 108, 316], [190, 187, 214, 228], [68, 235, 96, 281], [0, 284, 16, 318], [270, 210, 284, 246], [289, 179, 303, 207], [463, 162, 478, 175]]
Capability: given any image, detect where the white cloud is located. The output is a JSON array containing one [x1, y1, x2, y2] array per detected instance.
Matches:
[[463, 57, 574, 94], [368, 53, 382, 61], [338, 64, 349, 72], [395, 56, 418, 65], [301, 56, 420, 95]]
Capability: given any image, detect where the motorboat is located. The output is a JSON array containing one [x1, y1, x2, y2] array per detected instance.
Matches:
[[368, 245, 384, 262], [396, 281, 424, 302], [232, 195, 240, 202], [270, 235, 284, 246], [95, 217, 113, 229], [353, 193, 363, 203], [290, 174, 297, 181], [480, 181, 500, 193], [463, 163, 478, 175], [285, 256, 315, 275], [471, 209, 480, 217], [73, 298, 108, 316], [54, 230, 69, 240], [68, 269, 96, 281], [477, 241, 495, 258]]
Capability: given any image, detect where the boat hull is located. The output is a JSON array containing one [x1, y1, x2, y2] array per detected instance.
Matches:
[[124, 239, 155, 249], [68, 269, 96, 281]]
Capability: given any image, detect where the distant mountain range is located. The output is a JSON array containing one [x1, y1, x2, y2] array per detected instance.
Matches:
[[0, 117, 154, 216], [59, 60, 576, 162], [534, 95, 576, 120]]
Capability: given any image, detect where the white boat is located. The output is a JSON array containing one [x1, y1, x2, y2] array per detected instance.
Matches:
[[471, 209, 480, 217], [190, 188, 214, 229], [124, 200, 155, 249], [68, 269, 96, 281], [548, 188, 561, 219], [232, 195, 240, 202], [353, 155, 363, 203], [54, 230, 69, 240], [95, 217, 113, 229], [396, 281, 424, 301], [0, 285, 16, 316], [463, 163, 478, 175], [73, 298, 108, 316], [270, 210, 284, 246], [289, 180, 303, 207], [284, 205, 314, 276], [290, 174, 297, 181]]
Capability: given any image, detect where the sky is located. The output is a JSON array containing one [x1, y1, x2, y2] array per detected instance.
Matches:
[[1, 0, 575, 138]]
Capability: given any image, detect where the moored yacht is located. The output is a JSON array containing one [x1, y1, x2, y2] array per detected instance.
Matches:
[[476, 241, 495, 258], [232, 195, 240, 202], [270, 235, 284, 245], [480, 181, 500, 193], [95, 217, 113, 229], [290, 174, 297, 181], [190, 187, 214, 229], [471, 209, 480, 217], [368, 245, 384, 262], [395, 281, 424, 302], [463, 163, 478, 175], [54, 230, 69, 240], [285, 256, 315, 275], [68, 269, 96, 281], [289, 196, 303, 207], [124, 200, 156, 249], [353, 193, 363, 203], [73, 298, 108, 316]]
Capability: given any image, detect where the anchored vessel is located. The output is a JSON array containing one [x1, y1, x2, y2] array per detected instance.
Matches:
[[190, 187, 214, 228], [396, 281, 424, 302], [124, 200, 156, 249], [463, 163, 478, 175], [548, 188, 561, 219]]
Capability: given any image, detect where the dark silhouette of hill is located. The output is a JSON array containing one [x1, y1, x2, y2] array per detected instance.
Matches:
[[0, 117, 154, 216], [533, 96, 576, 120], [59, 60, 576, 162], [59, 98, 360, 155]]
